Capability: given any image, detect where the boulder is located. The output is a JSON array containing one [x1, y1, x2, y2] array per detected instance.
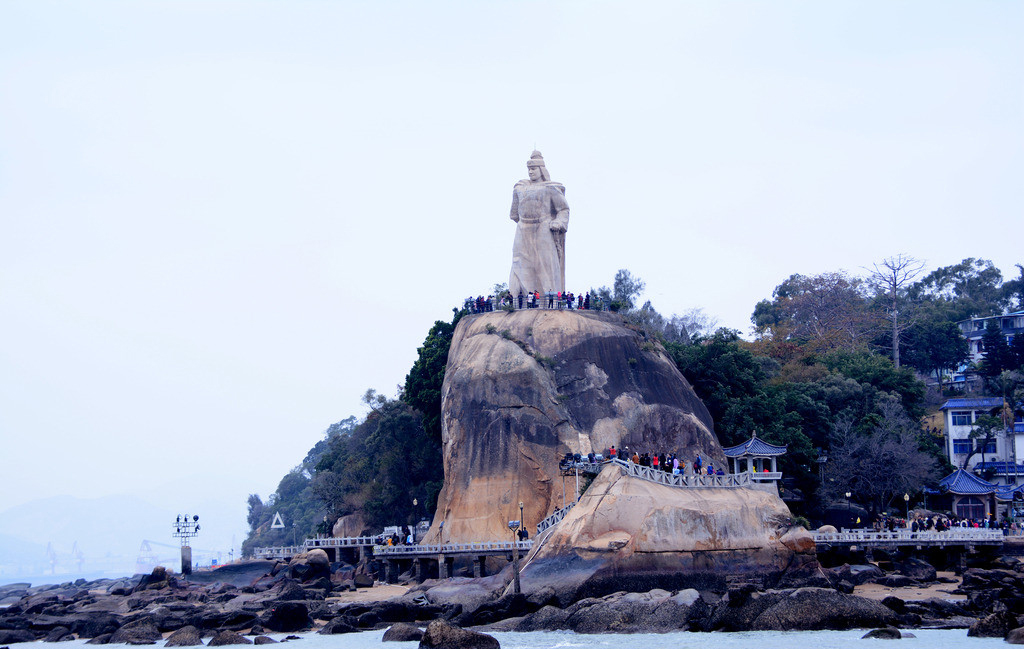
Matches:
[[968, 610, 1018, 637], [86, 633, 113, 645], [895, 557, 937, 582], [1007, 627, 1024, 644], [424, 310, 726, 546], [288, 553, 329, 582], [253, 637, 277, 645], [207, 630, 253, 646], [44, 625, 72, 642], [418, 620, 499, 649], [262, 603, 311, 633], [318, 617, 356, 635], [517, 467, 814, 603], [707, 587, 898, 631], [165, 626, 203, 647], [109, 618, 162, 645], [0, 629, 35, 644], [862, 627, 903, 639], [383, 623, 424, 642]]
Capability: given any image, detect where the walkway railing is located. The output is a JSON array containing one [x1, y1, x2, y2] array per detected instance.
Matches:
[[811, 528, 1004, 546], [374, 540, 533, 556], [610, 458, 752, 488], [304, 536, 379, 548], [253, 545, 303, 559], [537, 503, 575, 536]]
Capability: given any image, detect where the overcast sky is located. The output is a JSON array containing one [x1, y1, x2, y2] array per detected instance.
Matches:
[[1, 1, 1021, 559]]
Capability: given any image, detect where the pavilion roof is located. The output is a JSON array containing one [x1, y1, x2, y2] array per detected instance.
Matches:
[[722, 433, 787, 458], [937, 468, 998, 495]]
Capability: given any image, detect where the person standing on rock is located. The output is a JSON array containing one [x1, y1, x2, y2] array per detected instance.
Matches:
[[509, 151, 569, 297]]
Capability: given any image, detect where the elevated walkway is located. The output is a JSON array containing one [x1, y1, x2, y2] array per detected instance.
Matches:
[[811, 528, 1003, 549]]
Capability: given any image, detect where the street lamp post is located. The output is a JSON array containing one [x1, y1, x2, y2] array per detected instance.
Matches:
[[508, 515, 522, 595], [904, 493, 910, 526]]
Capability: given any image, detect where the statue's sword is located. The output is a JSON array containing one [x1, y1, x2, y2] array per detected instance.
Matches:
[[554, 230, 566, 292]]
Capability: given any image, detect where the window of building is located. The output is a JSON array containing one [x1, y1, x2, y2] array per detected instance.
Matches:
[[978, 439, 997, 454], [951, 411, 973, 426], [956, 496, 986, 520], [953, 439, 972, 454]]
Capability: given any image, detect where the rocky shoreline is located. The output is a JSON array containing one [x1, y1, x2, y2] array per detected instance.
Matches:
[[4, 550, 1024, 646]]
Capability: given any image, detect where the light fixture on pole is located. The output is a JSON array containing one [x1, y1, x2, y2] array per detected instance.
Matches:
[[904, 493, 910, 524], [507, 517, 522, 594], [172, 514, 200, 576]]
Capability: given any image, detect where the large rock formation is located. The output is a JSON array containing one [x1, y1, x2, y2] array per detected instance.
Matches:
[[518, 466, 815, 602], [424, 309, 726, 544]]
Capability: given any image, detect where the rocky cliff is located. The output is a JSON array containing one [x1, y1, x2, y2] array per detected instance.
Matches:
[[424, 309, 727, 544], [518, 466, 815, 602]]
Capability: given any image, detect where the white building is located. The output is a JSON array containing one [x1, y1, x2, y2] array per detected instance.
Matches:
[[942, 397, 1024, 486]]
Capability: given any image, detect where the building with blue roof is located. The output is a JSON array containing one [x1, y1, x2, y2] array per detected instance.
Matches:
[[940, 397, 1024, 484], [933, 468, 998, 520]]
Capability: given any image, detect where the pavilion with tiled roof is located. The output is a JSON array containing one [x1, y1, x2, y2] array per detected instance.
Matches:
[[933, 468, 998, 520], [722, 432, 786, 492]]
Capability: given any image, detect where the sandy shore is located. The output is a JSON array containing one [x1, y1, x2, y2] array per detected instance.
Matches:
[[854, 571, 964, 602], [317, 573, 963, 607], [325, 583, 409, 604]]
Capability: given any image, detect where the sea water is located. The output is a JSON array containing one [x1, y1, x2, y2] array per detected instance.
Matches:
[[0, 628, 1008, 649]]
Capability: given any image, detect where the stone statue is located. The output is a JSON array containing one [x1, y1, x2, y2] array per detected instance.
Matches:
[[509, 151, 569, 296]]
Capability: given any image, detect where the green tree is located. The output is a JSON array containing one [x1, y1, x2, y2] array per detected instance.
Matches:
[[909, 258, 1007, 320], [612, 269, 645, 310], [824, 400, 939, 516], [963, 414, 1002, 469], [980, 319, 1013, 380], [404, 310, 464, 444], [752, 272, 877, 353], [902, 311, 970, 384], [1011, 333, 1024, 371]]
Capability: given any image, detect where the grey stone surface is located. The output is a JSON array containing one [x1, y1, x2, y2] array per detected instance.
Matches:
[[509, 151, 569, 296], [423, 309, 725, 545], [418, 619, 498, 649]]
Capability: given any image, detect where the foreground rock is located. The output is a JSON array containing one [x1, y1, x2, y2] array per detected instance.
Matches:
[[208, 630, 253, 646], [862, 627, 903, 639], [419, 620, 499, 649], [165, 625, 203, 646], [109, 618, 162, 645], [383, 622, 424, 641]]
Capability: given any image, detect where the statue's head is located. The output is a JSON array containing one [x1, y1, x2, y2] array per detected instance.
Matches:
[[526, 150, 550, 182]]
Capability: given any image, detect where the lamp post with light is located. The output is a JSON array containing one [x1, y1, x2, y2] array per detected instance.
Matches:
[[904, 493, 910, 526], [172, 514, 200, 576], [508, 514, 522, 595]]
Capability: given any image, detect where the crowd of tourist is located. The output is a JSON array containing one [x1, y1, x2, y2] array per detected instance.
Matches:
[[464, 290, 603, 314], [870, 513, 1020, 534], [560, 447, 728, 477]]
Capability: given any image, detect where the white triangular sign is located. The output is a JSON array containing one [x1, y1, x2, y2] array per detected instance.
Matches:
[[270, 512, 285, 529]]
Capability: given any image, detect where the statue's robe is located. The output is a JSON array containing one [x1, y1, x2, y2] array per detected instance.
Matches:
[[509, 180, 569, 296]]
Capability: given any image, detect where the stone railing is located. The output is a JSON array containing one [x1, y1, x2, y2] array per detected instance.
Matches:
[[304, 535, 379, 548], [253, 545, 303, 559], [610, 458, 752, 488], [537, 503, 575, 536], [811, 528, 1004, 546], [373, 540, 533, 557]]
